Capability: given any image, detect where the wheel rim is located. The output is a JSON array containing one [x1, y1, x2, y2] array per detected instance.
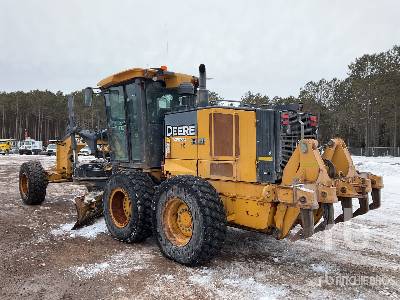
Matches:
[[20, 174, 29, 197], [109, 188, 132, 228], [163, 197, 193, 246]]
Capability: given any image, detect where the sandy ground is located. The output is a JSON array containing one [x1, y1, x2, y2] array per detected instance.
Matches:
[[0, 155, 399, 300]]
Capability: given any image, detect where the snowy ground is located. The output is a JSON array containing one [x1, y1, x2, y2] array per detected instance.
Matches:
[[0, 154, 399, 299]]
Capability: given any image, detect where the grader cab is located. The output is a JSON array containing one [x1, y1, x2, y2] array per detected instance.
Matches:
[[19, 64, 383, 266]]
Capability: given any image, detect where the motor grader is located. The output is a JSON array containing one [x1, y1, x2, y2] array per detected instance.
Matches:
[[19, 64, 383, 266], [0, 139, 12, 155]]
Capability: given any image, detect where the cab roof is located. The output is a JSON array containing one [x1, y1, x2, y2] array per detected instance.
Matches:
[[97, 67, 198, 89]]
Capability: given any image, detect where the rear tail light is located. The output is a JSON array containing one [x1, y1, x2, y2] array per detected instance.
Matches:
[[281, 113, 289, 126], [310, 115, 318, 127]]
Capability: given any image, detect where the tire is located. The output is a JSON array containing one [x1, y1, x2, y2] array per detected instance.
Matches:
[[153, 175, 227, 266], [103, 170, 154, 243], [19, 161, 48, 205]]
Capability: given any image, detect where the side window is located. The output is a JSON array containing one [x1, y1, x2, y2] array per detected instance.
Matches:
[[157, 94, 172, 118], [158, 94, 172, 110], [146, 82, 174, 124], [108, 87, 125, 121], [105, 86, 128, 161]]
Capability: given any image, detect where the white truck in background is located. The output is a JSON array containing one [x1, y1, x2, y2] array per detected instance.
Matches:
[[19, 139, 43, 155]]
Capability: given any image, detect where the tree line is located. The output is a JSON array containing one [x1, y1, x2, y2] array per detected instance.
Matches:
[[0, 45, 399, 148], [0, 90, 106, 142], [239, 45, 400, 148]]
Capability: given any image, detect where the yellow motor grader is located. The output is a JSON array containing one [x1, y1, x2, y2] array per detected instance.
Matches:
[[19, 64, 383, 265], [0, 139, 12, 155]]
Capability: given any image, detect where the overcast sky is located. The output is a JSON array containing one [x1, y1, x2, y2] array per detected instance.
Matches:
[[0, 0, 399, 99]]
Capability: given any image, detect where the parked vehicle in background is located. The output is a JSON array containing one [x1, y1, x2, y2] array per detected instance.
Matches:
[[19, 139, 43, 155], [46, 143, 57, 156], [7, 139, 19, 154], [78, 145, 92, 156], [10, 148, 19, 154], [0, 139, 11, 155]]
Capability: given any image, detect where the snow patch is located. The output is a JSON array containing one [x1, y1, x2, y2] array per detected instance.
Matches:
[[71, 249, 152, 279], [50, 219, 107, 239], [221, 277, 286, 300], [73, 262, 110, 279], [189, 269, 213, 285], [188, 268, 286, 299], [352, 155, 400, 177], [310, 263, 333, 273]]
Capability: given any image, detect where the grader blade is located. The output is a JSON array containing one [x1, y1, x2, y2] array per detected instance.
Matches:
[[72, 191, 104, 230]]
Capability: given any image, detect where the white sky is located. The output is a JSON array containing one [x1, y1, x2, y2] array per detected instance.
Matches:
[[0, 0, 399, 99]]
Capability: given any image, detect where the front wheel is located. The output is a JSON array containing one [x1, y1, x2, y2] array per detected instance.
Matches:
[[103, 171, 154, 243], [19, 161, 48, 205], [153, 176, 227, 266]]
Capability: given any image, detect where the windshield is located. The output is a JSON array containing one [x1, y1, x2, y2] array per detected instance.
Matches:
[[47, 144, 56, 149]]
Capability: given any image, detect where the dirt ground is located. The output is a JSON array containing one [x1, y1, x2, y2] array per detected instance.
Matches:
[[0, 155, 399, 300]]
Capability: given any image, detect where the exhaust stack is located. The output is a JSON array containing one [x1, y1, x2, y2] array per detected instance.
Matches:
[[197, 64, 209, 107]]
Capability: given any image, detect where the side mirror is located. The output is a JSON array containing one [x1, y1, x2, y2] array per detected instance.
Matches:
[[83, 87, 94, 107], [67, 95, 76, 129]]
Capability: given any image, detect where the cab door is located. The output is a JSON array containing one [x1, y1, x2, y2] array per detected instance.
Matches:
[[126, 82, 144, 162], [105, 86, 129, 161]]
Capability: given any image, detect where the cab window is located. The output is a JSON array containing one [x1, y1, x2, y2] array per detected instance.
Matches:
[[107, 87, 125, 121]]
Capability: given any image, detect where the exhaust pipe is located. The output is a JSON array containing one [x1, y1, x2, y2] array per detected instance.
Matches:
[[197, 64, 209, 107]]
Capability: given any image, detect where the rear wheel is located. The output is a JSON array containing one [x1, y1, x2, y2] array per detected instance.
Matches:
[[103, 171, 154, 243], [19, 161, 48, 205], [153, 176, 227, 266]]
